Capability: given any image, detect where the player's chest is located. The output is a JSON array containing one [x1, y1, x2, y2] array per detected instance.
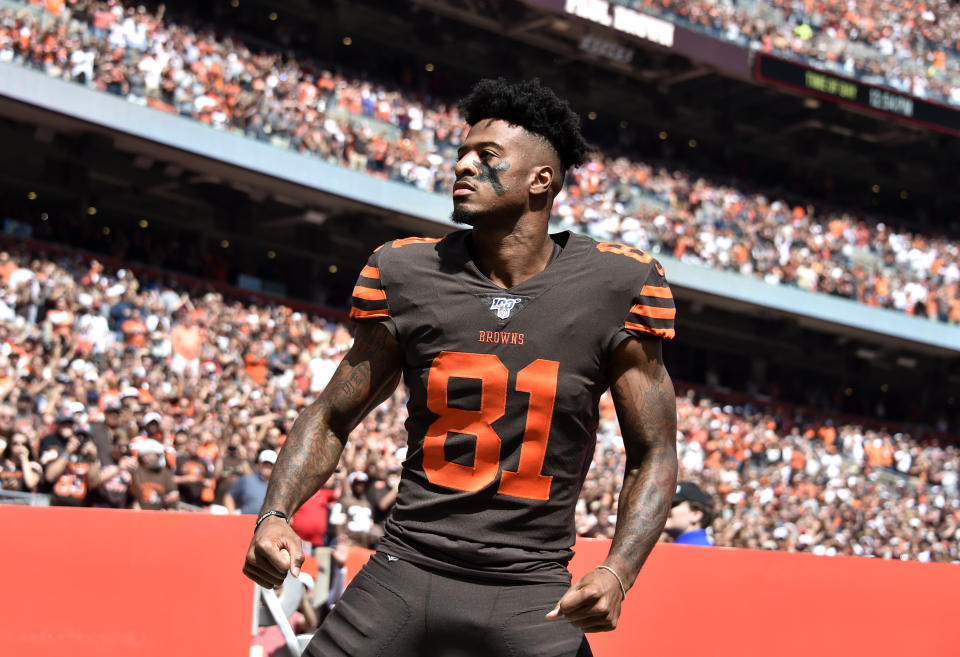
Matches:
[[396, 281, 616, 419], [400, 278, 608, 363]]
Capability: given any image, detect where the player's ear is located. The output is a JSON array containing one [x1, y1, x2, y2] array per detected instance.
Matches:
[[530, 165, 554, 196]]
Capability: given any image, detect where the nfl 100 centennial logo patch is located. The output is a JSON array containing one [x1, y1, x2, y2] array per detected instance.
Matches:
[[476, 293, 531, 322], [490, 297, 521, 319]]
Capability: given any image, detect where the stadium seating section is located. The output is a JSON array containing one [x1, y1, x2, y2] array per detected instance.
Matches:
[[1, 0, 958, 324], [614, 1, 960, 108]]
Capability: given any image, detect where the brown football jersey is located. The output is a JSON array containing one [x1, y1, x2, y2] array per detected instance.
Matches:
[[349, 230, 675, 582]]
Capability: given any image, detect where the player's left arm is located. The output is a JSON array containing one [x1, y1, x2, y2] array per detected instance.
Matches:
[[548, 336, 677, 632]]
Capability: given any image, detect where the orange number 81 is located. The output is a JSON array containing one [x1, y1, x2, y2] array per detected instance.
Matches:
[[422, 351, 558, 501]]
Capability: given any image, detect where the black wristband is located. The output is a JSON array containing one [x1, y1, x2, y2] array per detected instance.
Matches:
[[255, 510, 288, 532]]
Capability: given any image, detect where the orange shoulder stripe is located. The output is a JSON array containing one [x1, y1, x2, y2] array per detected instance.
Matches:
[[629, 304, 676, 320], [624, 321, 675, 339], [360, 265, 380, 279], [350, 307, 389, 319], [352, 285, 387, 301], [640, 285, 672, 299], [391, 236, 442, 248]]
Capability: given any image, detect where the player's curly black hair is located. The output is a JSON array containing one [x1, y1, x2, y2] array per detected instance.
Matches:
[[458, 78, 589, 172]]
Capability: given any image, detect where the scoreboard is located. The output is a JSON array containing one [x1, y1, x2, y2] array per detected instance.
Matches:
[[754, 53, 960, 137]]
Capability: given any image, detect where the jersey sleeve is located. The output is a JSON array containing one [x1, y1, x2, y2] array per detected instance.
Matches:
[[618, 259, 676, 342], [348, 246, 391, 323]]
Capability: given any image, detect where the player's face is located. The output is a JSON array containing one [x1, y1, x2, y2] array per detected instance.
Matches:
[[451, 119, 533, 225]]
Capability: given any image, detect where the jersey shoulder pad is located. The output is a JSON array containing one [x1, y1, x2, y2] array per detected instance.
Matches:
[[590, 239, 661, 274], [349, 235, 446, 322], [349, 245, 391, 322], [586, 236, 675, 340], [384, 236, 444, 250]]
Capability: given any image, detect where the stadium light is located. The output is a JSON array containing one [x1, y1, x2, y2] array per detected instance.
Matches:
[[268, 12, 278, 21], [40, 213, 49, 222], [328, 265, 338, 274], [220, 240, 230, 249], [688, 139, 697, 148], [871, 184, 880, 194], [27, 191, 36, 200], [267, 251, 277, 260], [587, 112, 597, 120], [230, 0, 239, 6], [138, 220, 149, 229], [658, 131, 668, 140], [87, 206, 97, 216], [342, 36, 352, 46], [425, 63, 435, 72]]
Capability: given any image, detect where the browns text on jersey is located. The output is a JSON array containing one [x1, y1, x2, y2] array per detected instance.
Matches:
[[477, 330, 524, 344]]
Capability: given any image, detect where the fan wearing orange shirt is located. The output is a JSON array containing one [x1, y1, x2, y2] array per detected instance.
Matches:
[[121, 312, 148, 349], [244, 342, 268, 385], [170, 313, 204, 378]]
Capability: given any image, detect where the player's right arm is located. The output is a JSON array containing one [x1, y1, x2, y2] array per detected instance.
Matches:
[[242, 322, 402, 588]]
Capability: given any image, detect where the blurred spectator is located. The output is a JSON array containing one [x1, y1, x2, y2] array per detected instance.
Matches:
[[224, 448, 276, 514], [0, 402, 15, 447], [39, 412, 81, 468], [291, 479, 340, 549], [214, 431, 253, 506], [43, 421, 101, 506], [365, 462, 400, 537], [174, 432, 215, 507], [662, 481, 715, 546], [131, 438, 178, 510], [328, 471, 379, 549], [14, 393, 42, 440], [90, 432, 137, 508], [169, 311, 203, 379], [88, 398, 122, 466], [0, 431, 42, 492]]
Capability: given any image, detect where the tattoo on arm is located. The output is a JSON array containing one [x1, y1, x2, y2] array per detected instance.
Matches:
[[606, 337, 678, 588], [261, 323, 401, 516]]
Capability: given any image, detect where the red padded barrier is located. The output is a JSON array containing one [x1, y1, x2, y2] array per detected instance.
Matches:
[[3, 506, 958, 657], [568, 538, 959, 657], [0, 506, 255, 656], [347, 536, 960, 657]]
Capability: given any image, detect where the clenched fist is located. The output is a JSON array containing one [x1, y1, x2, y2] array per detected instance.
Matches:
[[242, 515, 305, 589]]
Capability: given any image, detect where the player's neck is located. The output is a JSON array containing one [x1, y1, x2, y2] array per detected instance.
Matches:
[[469, 218, 555, 289]]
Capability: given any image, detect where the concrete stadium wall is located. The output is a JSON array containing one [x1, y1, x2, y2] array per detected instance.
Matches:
[[3, 506, 958, 657]]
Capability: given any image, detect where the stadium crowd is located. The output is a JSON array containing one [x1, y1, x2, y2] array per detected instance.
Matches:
[[1, 245, 957, 564], [617, 0, 960, 107], [2, 0, 959, 324]]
